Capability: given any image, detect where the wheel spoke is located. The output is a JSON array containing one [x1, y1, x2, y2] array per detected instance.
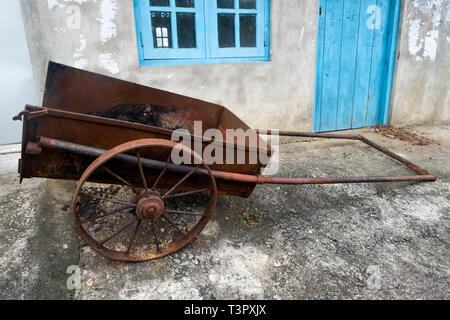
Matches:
[[73, 139, 217, 262], [137, 151, 148, 194], [99, 218, 137, 245], [152, 155, 171, 190], [164, 188, 210, 199], [125, 220, 141, 256], [161, 214, 186, 236], [162, 165, 201, 199], [151, 221, 161, 252], [80, 192, 136, 207], [165, 209, 206, 217], [80, 205, 133, 224], [102, 165, 138, 193]]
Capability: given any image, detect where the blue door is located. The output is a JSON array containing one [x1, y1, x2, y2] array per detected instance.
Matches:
[[313, 0, 400, 132]]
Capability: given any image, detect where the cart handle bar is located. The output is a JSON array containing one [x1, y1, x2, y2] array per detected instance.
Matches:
[[33, 135, 436, 185]]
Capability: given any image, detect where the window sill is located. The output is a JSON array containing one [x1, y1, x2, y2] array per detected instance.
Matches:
[[138, 56, 270, 67]]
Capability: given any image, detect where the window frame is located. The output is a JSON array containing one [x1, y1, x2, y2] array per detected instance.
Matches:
[[133, 0, 270, 66], [139, 0, 207, 59], [207, 0, 266, 58]]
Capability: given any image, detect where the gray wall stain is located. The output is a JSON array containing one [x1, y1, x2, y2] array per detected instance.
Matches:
[[18, 0, 449, 132], [391, 0, 450, 126], [0, 0, 37, 144]]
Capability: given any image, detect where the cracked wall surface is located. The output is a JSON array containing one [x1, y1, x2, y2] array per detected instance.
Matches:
[[391, 0, 450, 126], [19, 0, 449, 131]]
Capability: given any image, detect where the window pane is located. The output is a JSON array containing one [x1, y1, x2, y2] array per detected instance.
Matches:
[[240, 14, 256, 47], [239, 0, 256, 9], [176, 0, 194, 7], [150, 0, 169, 6], [218, 14, 235, 48], [151, 12, 172, 48], [217, 0, 234, 9], [177, 13, 196, 48]]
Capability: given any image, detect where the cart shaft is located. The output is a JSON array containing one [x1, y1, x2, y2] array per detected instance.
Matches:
[[34, 135, 436, 186]]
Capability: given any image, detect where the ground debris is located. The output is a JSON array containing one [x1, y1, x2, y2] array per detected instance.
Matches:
[[374, 125, 435, 146]]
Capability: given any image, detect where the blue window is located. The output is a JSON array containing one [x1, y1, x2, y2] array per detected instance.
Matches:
[[133, 0, 270, 66]]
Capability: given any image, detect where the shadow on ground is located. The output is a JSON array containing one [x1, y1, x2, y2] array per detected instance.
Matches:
[[0, 124, 449, 299], [0, 147, 78, 299]]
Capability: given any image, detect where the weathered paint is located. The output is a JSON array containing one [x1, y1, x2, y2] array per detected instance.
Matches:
[[73, 33, 87, 69], [20, 0, 318, 133], [98, 53, 120, 74], [314, 0, 398, 132], [98, 0, 118, 43], [17, 0, 450, 139], [390, 0, 450, 126]]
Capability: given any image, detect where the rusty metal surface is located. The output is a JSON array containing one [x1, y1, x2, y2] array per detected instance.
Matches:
[[255, 130, 436, 183], [15, 61, 435, 197], [36, 136, 260, 184], [36, 135, 435, 187], [11, 62, 437, 264], [15, 62, 272, 198], [42, 61, 261, 140], [72, 138, 217, 262], [18, 105, 266, 197]]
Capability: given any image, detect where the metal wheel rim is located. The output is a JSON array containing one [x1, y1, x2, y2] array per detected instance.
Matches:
[[72, 138, 217, 262]]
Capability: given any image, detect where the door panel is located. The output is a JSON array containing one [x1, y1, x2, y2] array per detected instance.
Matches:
[[336, 0, 361, 130], [365, 0, 390, 127], [351, 0, 378, 129], [319, 0, 344, 132], [314, 0, 395, 132]]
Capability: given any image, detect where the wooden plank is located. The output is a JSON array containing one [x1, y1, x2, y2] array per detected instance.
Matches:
[[314, 0, 398, 131], [319, 0, 344, 132], [313, 0, 327, 132], [335, 0, 362, 130], [351, 0, 376, 128], [365, 0, 390, 126], [379, 0, 400, 125]]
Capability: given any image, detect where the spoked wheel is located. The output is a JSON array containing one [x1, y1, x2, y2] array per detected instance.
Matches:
[[72, 139, 217, 262]]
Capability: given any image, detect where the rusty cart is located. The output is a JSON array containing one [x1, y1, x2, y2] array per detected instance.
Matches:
[[13, 62, 436, 262]]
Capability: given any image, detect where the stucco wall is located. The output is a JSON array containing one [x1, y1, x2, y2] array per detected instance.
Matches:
[[19, 0, 449, 131], [0, 0, 37, 144], [20, 0, 317, 131], [390, 0, 450, 126]]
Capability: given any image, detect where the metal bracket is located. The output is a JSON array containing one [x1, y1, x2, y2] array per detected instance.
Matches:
[[13, 109, 48, 121]]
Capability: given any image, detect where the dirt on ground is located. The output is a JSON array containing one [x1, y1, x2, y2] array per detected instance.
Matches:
[[374, 125, 436, 146], [1, 124, 449, 300]]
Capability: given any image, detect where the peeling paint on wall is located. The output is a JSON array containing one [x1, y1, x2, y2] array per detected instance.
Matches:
[[20, 0, 449, 130], [48, 0, 91, 10], [98, 53, 119, 74], [98, 0, 117, 42], [47, 0, 63, 10], [74, 34, 87, 69], [298, 26, 305, 49], [74, 58, 88, 69], [66, 5, 81, 30], [423, 29, 439, 61], [77, 34, 87, 52], [408, 19, 423, 58], [406, 0, 449, 62]]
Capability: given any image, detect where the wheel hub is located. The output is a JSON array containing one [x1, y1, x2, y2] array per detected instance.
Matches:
[[136, 191, 164, 221]]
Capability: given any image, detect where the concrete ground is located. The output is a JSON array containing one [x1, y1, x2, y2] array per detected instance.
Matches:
[[0, 124, 449, 300]]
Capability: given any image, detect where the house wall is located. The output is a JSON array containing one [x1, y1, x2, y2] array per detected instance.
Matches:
[[0, 0, 37, 144], [19, 0, 449, 132], [390, 0, 450, 126]]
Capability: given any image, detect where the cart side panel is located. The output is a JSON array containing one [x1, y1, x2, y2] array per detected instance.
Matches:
[[21, 110, 259, 197], [42, 62, 271, 158], [44, 62, 224, 132]]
